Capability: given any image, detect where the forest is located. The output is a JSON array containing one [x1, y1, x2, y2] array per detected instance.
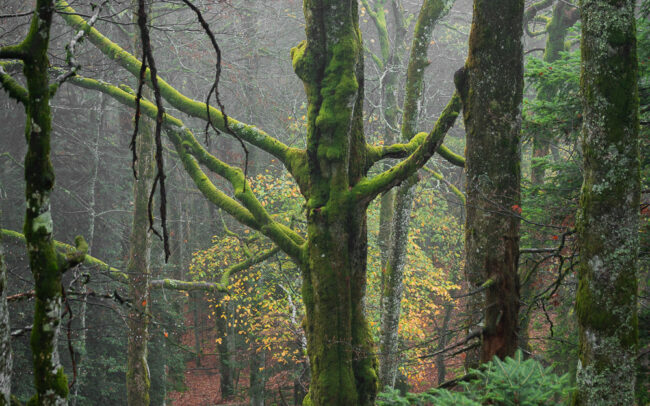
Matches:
[[0, 0, 648, 405]]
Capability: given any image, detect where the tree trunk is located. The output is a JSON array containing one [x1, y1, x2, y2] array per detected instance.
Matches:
[[214, 291, 234, 400], [125, 116, 154, 406], [0, 210, 11, 405], [378, 178, 414, 387], [435, 304, 453, 385], [291, 2, 378, 403], [572, 0, 639, 403], [126, 15, 155, 404], [125, 2, 156, 404], [249, 348, 265, 406], [457, 0, 524, 366], [378, 0, 453, 386], [20, 1, 88, 404]]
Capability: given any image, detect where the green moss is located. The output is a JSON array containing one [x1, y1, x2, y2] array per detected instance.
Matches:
[[573, 1, 639, 404], [57, 0, 291, 166]]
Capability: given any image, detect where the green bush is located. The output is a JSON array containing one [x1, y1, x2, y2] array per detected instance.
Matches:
[[377, 350, 572, 406]]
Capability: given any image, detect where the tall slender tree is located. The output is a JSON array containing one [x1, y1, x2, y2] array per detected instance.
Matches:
[[572, 0, 640, 403], [456, 0, 524, 366], [0, 210, 10, 405], [0, 0, 88, 403], [125, 1, 156, 404], [378, 0, 454, 387]]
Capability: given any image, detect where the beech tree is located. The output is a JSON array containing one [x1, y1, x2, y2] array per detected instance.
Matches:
[[456, 0, 524, 365], [360, 0, 459, 387], [42, 0, 464, 403], [125, 2, 155, 404], [0, 0, 89, 403], [0, 211, 10, 405], [573, 0, 640, 403]]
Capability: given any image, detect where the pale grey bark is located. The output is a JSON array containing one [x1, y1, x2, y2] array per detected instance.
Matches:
[[572, 0, 639, 404], [0, 210, 11, 405], [71, 75, 105, 406], [378, 181, 415, 387]]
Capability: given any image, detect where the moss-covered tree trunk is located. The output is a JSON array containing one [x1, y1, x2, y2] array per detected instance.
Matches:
[[572, 0, 639, 404], [291, 1, 377, 404], [0, 210, 10, 405], [55, 2, 461, 403], [457, 0, 524, 366], [126, 4, 155, 404], [1, 1, 88, 404]]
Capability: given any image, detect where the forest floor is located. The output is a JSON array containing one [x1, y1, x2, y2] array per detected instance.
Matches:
[[167, 305, 251, 406]]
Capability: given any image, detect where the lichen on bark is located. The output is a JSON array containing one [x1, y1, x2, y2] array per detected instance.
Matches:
[[0, 210, 11, 406], [572, 0, 639, 404], [457, 0, 524, 366]]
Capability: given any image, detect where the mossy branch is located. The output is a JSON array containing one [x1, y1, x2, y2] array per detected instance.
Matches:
[[151, 246, 278, 292], [366, 138, 464, 168], [150, 279, 222, 292], [55, 0, 296, 171], [0, 62, 28, 104], [401, 0, 454, 141], [524, 0, 554, 37], [366, 132, 427, 167], [58, 235, 88, 272], [361, 0, 391, 61], [0, 45, 27, 61], [352, 92, 461, 203], [364, 46, 384, 71], [1, 228, 128, 283], [360, 0, 380, 21], [423, 166, 465, 204], [67, 75, 305, 260], [436, 144, 465, 167], [524, 0, 554, 23]]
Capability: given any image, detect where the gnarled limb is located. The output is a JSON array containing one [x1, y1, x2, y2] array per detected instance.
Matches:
[[351, 92, 461, 204], [1, 229, 127, 284], [367, 138, 464, 169], [151, 246, 279, 292], [55, 1, 299, 173], [66, 75, 305, 260], [0, 63, 27, 104], [524, 0, 554, 37]]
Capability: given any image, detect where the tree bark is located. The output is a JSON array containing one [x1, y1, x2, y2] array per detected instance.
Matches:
[[457, 0, 524, 366], [292, 2, 377, 404], [0, 210, 11, 405], [249, 348, 266, 406], [125, 115, 154, 406], [126, 4, 155, 402], [572, 0, 639, 403]]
